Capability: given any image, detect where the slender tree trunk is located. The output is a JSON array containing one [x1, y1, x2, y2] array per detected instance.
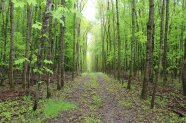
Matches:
[[76, 20, 81, 75], [128, 0, 136, 89], [60, 0, 65, 88], [180, 0, 185, 83], [107, 0, 111, 74], [0, 0, 5, 86], [33, 0, 53, 111], [3, 1, 9, 63], [151, 0, 165, 109], [141, 0, 154, 99], [9, 0, 14, 89], [182, 38, 186, 96], [163, 0, 170, 85], [123, 3, 128, 72], [100, 3, 105, 73], [158, 0, 165, 83], [23, 4, 32, 89], [46, 13, 53, 98], [111, 0, 116, 78], [116, 0, 121, 80], [72, 4, 76, 80]]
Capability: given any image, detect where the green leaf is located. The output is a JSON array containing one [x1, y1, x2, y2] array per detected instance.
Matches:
[[14, 58, 29, 65], [33, 68, 43, 74], [32, 22, 42, 30], [27, 0, 37, 6], [44, 59, 53, 65], [51, 6, 69, 25], [13, 0, 25, 8], [43, 67, 54, 74]]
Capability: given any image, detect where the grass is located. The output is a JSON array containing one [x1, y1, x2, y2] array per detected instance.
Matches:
[[91, 80, 99, 89], [118, 99, 133, 107], [85, 116, 102, 123], [44, 99, 77, 118], [92, 95, 102, 107]]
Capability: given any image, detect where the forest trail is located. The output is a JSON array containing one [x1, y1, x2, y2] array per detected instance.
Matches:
[[47, 73, 131, 123]]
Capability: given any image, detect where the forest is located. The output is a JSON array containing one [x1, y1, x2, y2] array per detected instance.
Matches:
[[0, 0, 186, 122]]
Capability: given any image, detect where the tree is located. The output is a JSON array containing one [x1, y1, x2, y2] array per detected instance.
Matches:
[[128, 0, 136, 89], [59, 0, 66, 88], [162, 0, 170, 85], [116, 0, 121, 80], [111, 0, 116, 78], [9, 0, 14, 89], [46, 11, 53, 98], [72, 3, 76, 80], [151, 0, 165, 109], [99, 2, 106, 73], [33, 0, 53, 111], [23, 3, 32, 89], [141, 0, 154, 99], [183, 38, 186, 96]]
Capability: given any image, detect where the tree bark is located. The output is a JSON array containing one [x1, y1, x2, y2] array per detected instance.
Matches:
[[182, 38, 186, 96], [60, 0, 65, 88], [100, 2, 105, 73], [151, 0, 165, 109], [46, 12, 53, 98], [76, 20, 81, 75], [33, 0, 53, 111], [23, 4, 32, 89], [116, 0, 121, 81], [72, 3, 76, 80], [9, 0, 14, 89], [141, 0, 154, 99], [163, 0, 170, 85], [111, 0, 116, 78], [128, 0, 136, 89]]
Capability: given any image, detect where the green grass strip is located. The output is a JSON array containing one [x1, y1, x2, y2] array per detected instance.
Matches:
[[44, 99, 77, 118]]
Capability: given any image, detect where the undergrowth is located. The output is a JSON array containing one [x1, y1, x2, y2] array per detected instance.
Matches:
[[44, 99, 77, 118]]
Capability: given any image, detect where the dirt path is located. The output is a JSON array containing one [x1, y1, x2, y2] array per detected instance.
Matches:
[[96, 74, 130, 123], [47, 73, 131, 123], [46, 73, 182, 123]]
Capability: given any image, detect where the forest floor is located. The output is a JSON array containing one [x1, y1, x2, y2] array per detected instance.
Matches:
[[0, 73, 186, 123]]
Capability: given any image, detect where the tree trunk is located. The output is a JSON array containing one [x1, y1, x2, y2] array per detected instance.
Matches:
[[128, 0, 136, 89], [9, 0, 14, 89], [72, 3, 76, 80], [111, 0, 116, 78], [46, 12, 53, 98], [60, 0, 65, 88], [141, 0, 154, 99], [182, 38, 186, 96], [107, 0, 111, 74], [116, 0, 121, 81], [33, 0, 53, 111], [100, 3, 105, 73], [163, 0, 170, 85], [23, 4, 32, 89], [151, 0, 165, 109], [180, 0, 185, 83], [76, 20, 81, 75]]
